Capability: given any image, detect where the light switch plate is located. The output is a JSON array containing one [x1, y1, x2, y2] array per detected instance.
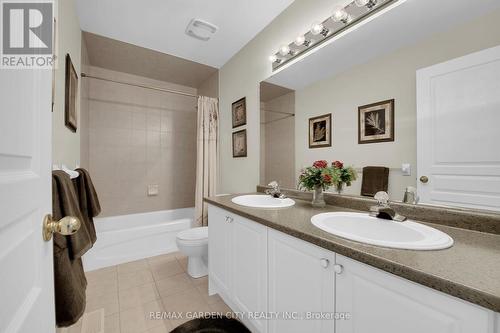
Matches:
[[148, 185, 159, 196], [401, 163, 411, 176]]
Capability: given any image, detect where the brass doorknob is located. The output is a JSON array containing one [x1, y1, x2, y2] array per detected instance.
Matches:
[[43, 214, 81, 241], [419, 176, 429, 184]]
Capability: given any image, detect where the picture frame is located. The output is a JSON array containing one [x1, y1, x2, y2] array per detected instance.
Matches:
[[232, 129, 247, 158], [308, 113, 332, 148], [232, 97, 247, 128], [64, 54, 78, 132], [358, 99, 395, 144]]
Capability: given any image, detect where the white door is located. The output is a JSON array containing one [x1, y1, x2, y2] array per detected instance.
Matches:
[[0, 59, 54, 330], [232, 215, 268, 333], [417, 45, 500, 211], [207, 205, 232, 297], [335, 255, 492, 333], [268, 229, 335, 333]]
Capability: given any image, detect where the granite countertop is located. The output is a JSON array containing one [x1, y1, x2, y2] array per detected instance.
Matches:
[[205, 193, 500, 313]]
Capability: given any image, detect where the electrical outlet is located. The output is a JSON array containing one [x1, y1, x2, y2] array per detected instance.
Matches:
[[148, 185, 159, 196]]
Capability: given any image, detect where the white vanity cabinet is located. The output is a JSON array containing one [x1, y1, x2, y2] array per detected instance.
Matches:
[[208, 205, 268, 333], [335, 254, 494, 333], [208, 205, 497, 333], [268, 229, 335, 333]]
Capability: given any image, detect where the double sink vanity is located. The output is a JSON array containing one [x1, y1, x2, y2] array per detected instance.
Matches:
[[205, 190, 500, 333]]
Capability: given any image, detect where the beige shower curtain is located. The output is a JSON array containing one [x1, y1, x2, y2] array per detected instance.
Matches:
[[195, 96, 219, 227]]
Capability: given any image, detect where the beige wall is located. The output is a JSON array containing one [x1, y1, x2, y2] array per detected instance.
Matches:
[[295, 9, 500, 200], [80, 33, 90, 169], [86, 66, 197, 216], [261, 92, 295, 188], [219, 0, 334, 193], [52, 0, 82, 168], [197, 71, 219, 98]]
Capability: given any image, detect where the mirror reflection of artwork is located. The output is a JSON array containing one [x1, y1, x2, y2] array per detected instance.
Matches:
[[358, 99, 394, 144], [232, 129, 247, 157], [232, 97, 247, 128], [309, 114, 332, 148]]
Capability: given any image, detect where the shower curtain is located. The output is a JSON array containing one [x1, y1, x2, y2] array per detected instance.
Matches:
[[195, 96, 219, 227]]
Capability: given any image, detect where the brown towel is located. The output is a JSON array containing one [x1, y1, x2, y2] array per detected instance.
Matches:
[[73, 168, 101, 245], [361, 166, 389, 197], [52, 171, 89, 327]]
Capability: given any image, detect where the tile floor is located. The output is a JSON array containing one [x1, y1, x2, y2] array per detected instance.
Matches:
[[57, 252, 231, 333]]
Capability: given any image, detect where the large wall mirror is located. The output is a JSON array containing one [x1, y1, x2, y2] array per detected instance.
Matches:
[[260, 0, 500, 212]]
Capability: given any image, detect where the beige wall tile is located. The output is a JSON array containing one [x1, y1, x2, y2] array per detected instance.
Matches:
[[87, 66, 197, 216]]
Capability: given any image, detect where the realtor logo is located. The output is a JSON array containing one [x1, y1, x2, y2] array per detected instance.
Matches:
[[1, 0, 54, 68]]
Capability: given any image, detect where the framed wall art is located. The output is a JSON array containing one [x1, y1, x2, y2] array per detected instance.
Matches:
[[65, 54, 78, 132], [232, 129, 247, 158], [232, 97, 246, 128], [358, 99, 394, 144], [308, 113, 332, 148]]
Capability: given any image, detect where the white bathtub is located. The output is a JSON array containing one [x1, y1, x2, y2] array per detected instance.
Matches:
[[83, 208, 193, 271]]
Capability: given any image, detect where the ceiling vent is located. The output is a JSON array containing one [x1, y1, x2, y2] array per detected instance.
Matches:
[[185, 18, 218, 41]]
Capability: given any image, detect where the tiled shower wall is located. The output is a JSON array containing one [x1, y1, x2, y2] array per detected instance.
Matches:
[[85, 66, 197, 216]]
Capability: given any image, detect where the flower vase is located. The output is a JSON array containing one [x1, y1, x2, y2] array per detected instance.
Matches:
[[335, 183, 344, 194], [312, 185, 326, 208]]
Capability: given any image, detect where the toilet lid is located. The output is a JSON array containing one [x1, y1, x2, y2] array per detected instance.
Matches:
[[177, 227, 208, 241]]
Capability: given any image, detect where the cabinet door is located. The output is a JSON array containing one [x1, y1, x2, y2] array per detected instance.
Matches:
[[336, 255, 493, 333], [268, 229, 335, 333], [208, 205, 232, 296], [232, 214, 268, 333]]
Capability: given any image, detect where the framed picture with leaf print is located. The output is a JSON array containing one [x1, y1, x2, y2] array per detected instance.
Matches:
[[309, 113, 332, 148], [358, 99, 394, 144]]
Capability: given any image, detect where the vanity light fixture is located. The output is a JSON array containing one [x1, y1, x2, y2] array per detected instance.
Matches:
[[268, 0, 404, 70]]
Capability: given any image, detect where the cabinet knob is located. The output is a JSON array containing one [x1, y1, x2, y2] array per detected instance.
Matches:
[[333, 264, 344, 274], [320, 258, 330, 268]]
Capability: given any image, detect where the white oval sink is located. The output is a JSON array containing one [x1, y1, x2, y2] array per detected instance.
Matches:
[[311, 212, 453, 250], [232, 195, 295, 208]]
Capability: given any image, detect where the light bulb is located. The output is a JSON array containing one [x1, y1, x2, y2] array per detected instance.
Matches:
[[332, 6, 348, 23], [269, 55, 277, 63], [310, 22, 324, 35], [354, 0, 369, 6], [279, 45, 290, 56], [355, 0, 377, 8], [294, 35, 305, 46]]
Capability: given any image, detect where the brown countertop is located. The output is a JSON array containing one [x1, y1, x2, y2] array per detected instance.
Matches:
[[205, 193, 500, 313]]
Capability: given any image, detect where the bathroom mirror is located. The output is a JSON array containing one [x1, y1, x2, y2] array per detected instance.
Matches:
[[259, 0, 500, 212]]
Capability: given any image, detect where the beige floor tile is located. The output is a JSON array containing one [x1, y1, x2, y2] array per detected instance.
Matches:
[[194, 280, 222, 305], [104, 313, 120, 333], [117, 259, 149, 275], [86, 266, 117, 286], [161, 288, 209, 313], [147, 253, 178, 267], [209, 300, 233, 316], [119, 299, 166, 333], [150, 259, 183, 281], [119, 282, 160, 311], [155, 273, 195, 298], [174, 252, 186, 260], [118, 270, 154, 290], [85, 297, 119, 317], [144, 323, 171, 333], [177, 257, 188, 272]]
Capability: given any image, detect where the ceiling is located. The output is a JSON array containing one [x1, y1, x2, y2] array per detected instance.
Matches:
[[83, 32, 217, 88], [260, 82, 294, 102], [267, 0, 500, 90], [76, 0, 294, 68]]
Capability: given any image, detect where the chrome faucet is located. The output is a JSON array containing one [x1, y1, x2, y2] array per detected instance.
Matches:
[[369, 191, 407, 222], [265, 181, 287, 199]]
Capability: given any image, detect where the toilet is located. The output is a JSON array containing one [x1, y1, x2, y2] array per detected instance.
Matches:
[[176, 227, 208, 278]]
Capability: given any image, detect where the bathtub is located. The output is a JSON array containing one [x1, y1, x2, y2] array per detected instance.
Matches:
[[83, 208, 193, 271]]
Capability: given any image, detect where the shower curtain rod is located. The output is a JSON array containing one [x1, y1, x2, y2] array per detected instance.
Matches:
[[81, 73, 198, 98]]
